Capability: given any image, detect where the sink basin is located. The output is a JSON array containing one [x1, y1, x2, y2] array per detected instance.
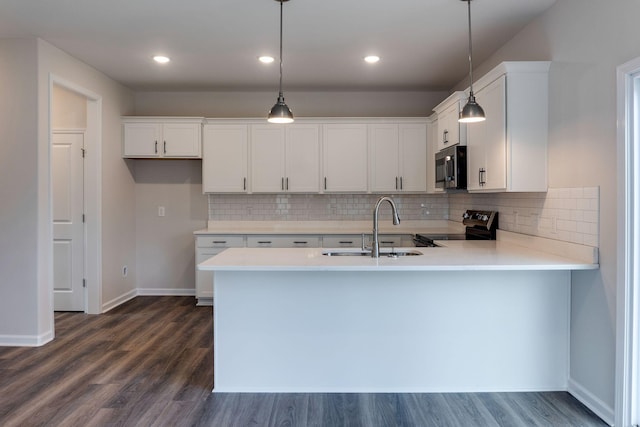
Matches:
[[322, 250, 424, 257]]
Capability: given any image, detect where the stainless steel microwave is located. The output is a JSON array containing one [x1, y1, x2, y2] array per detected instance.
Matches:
[[435, 145, 467, 190]]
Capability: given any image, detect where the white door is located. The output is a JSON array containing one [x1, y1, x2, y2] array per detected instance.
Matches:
[[52, 132, 85, 311]]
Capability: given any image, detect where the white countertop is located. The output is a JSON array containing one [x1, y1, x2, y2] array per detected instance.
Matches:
[[198, 234, 599, 272], [194, 220, 465, 236]]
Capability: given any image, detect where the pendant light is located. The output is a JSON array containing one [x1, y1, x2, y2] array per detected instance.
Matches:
[[459, 0, 485, 123], [267, 0, 294, 124]]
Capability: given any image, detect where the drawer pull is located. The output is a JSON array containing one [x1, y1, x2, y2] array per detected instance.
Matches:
[[257, 241, 272, 244], [293, 241, 308, 245], [381, 241, 394, 244], [339, 241, 353, 244], [212, 241, 227, 244]]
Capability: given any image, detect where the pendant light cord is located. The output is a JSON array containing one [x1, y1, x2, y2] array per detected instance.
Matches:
[[278, 0, 284, 98], [466, 0, 474, 95]]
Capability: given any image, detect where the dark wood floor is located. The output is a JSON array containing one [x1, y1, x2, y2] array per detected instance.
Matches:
[[0, 296, 608, 426]]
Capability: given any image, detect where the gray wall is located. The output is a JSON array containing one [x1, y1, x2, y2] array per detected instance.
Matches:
[[0, 38, 135, 344], [0, 39, 39, 340], [38, 40, 136, 313]]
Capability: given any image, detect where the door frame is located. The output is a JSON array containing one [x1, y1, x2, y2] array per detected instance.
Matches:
[[616, 56, 640, 427], [49, 74, 102, 314]]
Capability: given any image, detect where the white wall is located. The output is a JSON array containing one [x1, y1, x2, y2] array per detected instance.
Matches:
[[0, 37, 135, 345], [134, 160, 207, 294], [134, 90, 449, 118], [0, 39, 40, 343], [37, 39, 136, 314], [457, 1, 640, 421], [52, 85, 87, 129]]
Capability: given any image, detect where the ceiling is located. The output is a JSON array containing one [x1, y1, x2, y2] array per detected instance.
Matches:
[[0, 0, 556, 92]]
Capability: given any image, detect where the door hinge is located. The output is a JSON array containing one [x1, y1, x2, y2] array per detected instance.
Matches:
[[81, 148, 86, 158], [83, 278, 87, 288]]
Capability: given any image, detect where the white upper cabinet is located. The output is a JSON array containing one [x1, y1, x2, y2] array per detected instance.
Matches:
[[369, 123, 427, 192], [426, 115, 443, 194], [466, 62, 550, 192], [250, 124, 320, 193], [433, 92, 467, 151], [323, 124, 368, 192], [202, 124, 248, 193], [250, 125, 286, 193], [122, 117, 203, 158]]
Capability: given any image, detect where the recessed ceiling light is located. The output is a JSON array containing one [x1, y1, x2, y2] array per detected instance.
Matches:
[[259, 56, 275, 64], [153, 55, 170, 64], [364, 55, 381, 64]]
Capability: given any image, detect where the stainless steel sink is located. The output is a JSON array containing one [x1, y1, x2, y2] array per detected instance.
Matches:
[[322, 249, 424, 257]]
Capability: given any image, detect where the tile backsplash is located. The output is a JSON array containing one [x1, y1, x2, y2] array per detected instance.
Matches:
[[208, 194, 449, 221], [208, 187, 599, 247], [449, 187, 599, 247]]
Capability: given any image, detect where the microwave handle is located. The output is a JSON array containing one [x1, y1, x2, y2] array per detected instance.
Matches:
[[445, 156, 454, 182]]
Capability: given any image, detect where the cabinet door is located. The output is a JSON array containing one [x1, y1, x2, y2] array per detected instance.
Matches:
[[399, 124, 427, 192], [369, 124, 400, 192], [437, 103, 460, 150], [323, 124, 368, 192], [123, 122, 162, 157], [251, 125, 286, 192], [468, 76, 507, 191], [162, 122, 201, 158], [426, 118, 443, 193], [203, 125, 248, 193], [285, 125, 321, 192]]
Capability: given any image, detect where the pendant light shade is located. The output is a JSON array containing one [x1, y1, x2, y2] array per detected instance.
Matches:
[[267, 0, 294, 124], [459, 0, 485, 124]]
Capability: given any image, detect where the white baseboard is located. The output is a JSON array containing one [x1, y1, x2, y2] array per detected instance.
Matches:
[[568, 377, 614, 426], [136, 288, 195, 297], [101, 289, 196, 313], [0, 329, 54, 347], [101, 289, 137, 313]]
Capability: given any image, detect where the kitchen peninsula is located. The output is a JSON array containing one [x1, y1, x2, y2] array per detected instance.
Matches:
[[199, 231, 597, 393]]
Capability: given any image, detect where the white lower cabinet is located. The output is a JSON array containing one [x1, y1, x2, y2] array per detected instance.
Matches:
[[322, 234, 413, 248], [322, 235, 363, 248], [247, 235, 321, 248], [195, 235, 245, 305]]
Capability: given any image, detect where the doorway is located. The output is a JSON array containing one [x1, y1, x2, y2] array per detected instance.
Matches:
[[49, 76, 102, 315], [616, 57, 640, 427]]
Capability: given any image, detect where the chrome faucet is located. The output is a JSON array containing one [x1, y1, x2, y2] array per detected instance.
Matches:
[[372, 196, 401, 258]]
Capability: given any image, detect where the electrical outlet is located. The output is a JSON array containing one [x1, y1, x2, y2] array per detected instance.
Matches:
[[158, 206, 165, 217]]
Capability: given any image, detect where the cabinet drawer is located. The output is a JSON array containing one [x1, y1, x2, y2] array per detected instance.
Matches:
[[196, 235, 245, 248], [322, 235, 362, 248], [247, 236, 320, 248], [196, 249, 225, 263], [363, 234, 405, 247]]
